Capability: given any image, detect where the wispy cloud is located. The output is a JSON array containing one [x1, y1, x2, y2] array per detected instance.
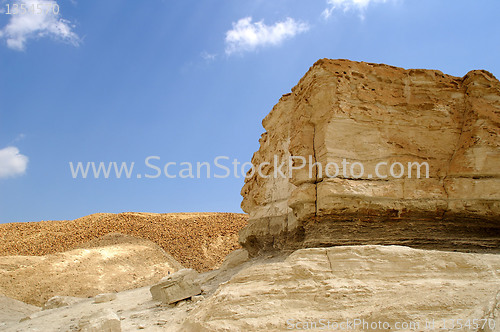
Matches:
[[225, 17, 309, 55], [0, 146, 29, 179], [0, 0, 79, 51], [9, 133, 26, 145], [322, 0, 390, 19], [201, 51, 217, 62]]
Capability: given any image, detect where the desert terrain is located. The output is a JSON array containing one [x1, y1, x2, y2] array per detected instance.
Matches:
[[1, 59, 499, 331]]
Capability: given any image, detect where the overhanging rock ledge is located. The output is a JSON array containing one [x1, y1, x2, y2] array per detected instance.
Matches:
[[240, 59, 500, 255]]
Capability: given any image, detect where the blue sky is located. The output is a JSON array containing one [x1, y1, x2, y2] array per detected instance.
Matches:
[[0, 0, 499, 223]]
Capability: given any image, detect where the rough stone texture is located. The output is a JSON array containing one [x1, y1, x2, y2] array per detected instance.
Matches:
[[150, 269, 202, 304], [0, 295, 40, 328], [93, 293, 117, 304], [240, 59, 500, 254], [182, 245, 500, 331], [78, 308, 121, 332], [218, 249, 249, 270], [43, 295, 84, 310]]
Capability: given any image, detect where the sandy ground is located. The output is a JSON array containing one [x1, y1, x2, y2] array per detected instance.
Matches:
[[0, 233, 184, 306]]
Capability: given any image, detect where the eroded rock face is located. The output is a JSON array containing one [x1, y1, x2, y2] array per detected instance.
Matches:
[[240, 59, 500, 254], [182, 246, 500, 331]]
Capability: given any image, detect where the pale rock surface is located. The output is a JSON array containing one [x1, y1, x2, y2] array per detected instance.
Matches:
[[218, 248, 249, 270], [191, 295, 205, 303], [150, 268, 202, 304], [78, 308, 121, 332], [196, 248, 277, 296], [0, 295, 40, 328], [240, 59, 500, 254], [1, 284, 206, 331], [93, 293, 117, 304], [43, 295, 85, 310], [182, 245, 500, 331]]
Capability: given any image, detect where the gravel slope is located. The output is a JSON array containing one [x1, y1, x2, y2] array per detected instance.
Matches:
[[0, 212, 248, 272]]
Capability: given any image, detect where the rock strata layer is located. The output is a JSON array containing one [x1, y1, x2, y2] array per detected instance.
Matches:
[[183, 246, 500, 331], [240, 59, 500, 254]]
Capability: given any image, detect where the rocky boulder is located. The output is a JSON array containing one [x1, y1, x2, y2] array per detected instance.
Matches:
[[150, 269, 202, 304]]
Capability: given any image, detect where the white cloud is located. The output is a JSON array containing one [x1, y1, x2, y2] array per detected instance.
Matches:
[[201, 51, 217, 62], [225, 17, 309, 55], [0, 0, 79, 51], [322, 0, 389, 19], [0, 146, 29, 179]]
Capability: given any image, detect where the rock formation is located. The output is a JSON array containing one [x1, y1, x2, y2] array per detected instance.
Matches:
[[150, 269, 202, 304], [240, 59, 500, 254], [4, 246, 500, 331], [183, 246, 500, 331]]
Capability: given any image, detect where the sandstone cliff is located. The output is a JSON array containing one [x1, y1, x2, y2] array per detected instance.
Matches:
[[240, 59, 500, 254]]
